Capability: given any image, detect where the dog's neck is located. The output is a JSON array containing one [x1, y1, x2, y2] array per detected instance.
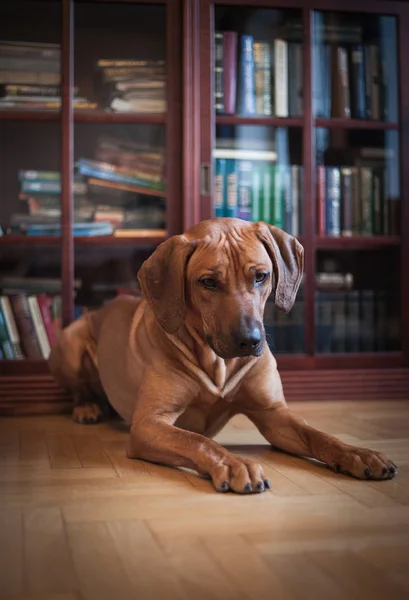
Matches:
[[166, 322, 257, 401]]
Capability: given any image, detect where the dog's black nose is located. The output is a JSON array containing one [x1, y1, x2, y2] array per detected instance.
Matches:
[[238, 326, 262, 353]]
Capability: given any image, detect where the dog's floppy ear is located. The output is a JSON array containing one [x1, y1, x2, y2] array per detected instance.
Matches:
[[256, 223, 304, 313], [137, 235, 196, 334]]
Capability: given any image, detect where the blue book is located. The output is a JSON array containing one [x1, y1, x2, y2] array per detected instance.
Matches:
[[76, 160, 165, 191], [225, 159, 238, 218], [214, 158, 227, 217], [325, 167, 341, 236], [349, 45, 366, 119], [237, 160, 253, 221], [236, 35, 256, 115], [27, 222, 114, 236]]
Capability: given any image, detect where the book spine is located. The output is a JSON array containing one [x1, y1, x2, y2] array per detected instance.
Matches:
[[325, 167, 341, 236], [375, 289, 387, 351], [363, 45, 373, 119], [251, 163, 263, 222], [225, 159, 238, 218], [273, 165, 284, 229], [383, 167, 390, 235], [262, 164, 274, 224], [77, 162, 164, 190], [341, 167, 352, 236], [0, 296, 25, 359], [360, 167, 373, 235], [282, 166, 292, 233], [274, 39, 288, 117], [351, 167, 361, 235], [370, 45, 380, 120], [37, 294, 58, 348], [288, 43, 303, 117], [338, 47, 351, 118], [0, 306, 14, 359], [214, 158, 227, 218], [254, 42, 272, 116], [316, 165, 326, 236], [223, 32, 238, 115], [236, 35, 256, 116], [331, 292, 346, 353], [9, 294, 43, 359], [372, 167, 383, 235], [214, 32, 224, 114], [345, 290, 360, 353], [27, 296, 51, 359], [349, 45, 366, 119], [291, 165, 300, 236], [360, 290, 375, 352], [237, 161, 253, 221]]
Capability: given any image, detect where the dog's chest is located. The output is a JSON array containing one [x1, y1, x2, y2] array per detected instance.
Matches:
[[175, 393, 232, 437]]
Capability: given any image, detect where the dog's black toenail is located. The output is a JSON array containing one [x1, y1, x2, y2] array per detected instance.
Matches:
[[333, 463, 342, 473], [220, 481, 229, 492], [257, 481, 264, 492], [389, 466, 396, 475], [382, 467, 388, 476], [264, 479, 271, 489], [364, 468, 372, 477], [244, 483, 252, 493]]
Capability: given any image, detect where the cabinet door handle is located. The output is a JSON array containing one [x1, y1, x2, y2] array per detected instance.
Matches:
[[200, 163, 212, 196]]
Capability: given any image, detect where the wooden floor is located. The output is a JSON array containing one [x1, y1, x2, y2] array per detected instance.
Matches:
[[1, 400, 409, 600]]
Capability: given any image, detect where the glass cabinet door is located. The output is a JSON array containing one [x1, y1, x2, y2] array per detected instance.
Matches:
[[312, 10, 401, 356]]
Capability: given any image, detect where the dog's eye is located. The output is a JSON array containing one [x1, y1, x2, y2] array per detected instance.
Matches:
[[200, 278, 217, 289], [255, 272, 268, 284]]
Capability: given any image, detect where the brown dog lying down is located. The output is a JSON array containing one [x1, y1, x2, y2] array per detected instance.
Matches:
[[49, 218, 397, 493]]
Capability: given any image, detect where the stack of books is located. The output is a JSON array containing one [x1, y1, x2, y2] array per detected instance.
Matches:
[[0, 40, 96, 110], [214, 32, 302, 117], [96, 59, 166, 113]]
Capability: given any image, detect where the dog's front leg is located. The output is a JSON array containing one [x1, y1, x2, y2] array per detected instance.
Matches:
[[244, 403, 397, 481], [238, 360, 397, 481], [126, 379, 270, 494]]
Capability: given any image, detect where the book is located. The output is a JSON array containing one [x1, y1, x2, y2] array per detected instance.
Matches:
[[274, 39, 288, 117], [214, 157, 227, 217], [237, 161, 252, 221], [253, 42, 272, 116], [236, 35, 256, 116], [0, 296, 24, 359]]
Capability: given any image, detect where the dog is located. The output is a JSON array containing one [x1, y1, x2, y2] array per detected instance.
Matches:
[[49, 218, 397, 493]]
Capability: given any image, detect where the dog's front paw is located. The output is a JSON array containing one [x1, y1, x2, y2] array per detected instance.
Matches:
[[209, 456, 271, 494], [331, 446, 397, 480], [72, 402, 103, 424]]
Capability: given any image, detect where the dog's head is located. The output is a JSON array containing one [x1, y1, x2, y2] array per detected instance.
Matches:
[[138, 218, 304, 359]]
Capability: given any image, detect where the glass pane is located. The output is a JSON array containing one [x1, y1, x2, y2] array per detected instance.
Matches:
[[315, 128, 400, 237], [214, 125, 303, 235], [0, 0, 61, 113], [74, 2, 166, 114], [265, 279, 305, 354], [0, 119, 62, 361], [313, 11, 398, 122], [74, 123, 166, 236], [315, 249, 400, 353], [214, 7, 303, 117]]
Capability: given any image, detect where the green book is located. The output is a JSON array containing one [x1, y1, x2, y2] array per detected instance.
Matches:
[[262, 163, 274, 224], [251, 163, 263, 222], [273, 164, 284, 229]]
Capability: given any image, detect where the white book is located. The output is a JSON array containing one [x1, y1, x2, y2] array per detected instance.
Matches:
[[27, 296, 51, 359], [274, 39, 288, 117], [213, 148, 277, 161]]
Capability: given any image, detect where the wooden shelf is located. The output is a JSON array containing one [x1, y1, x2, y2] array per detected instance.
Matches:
[[0, 234, 166, 246], [316, 236, 400, 250], [0, 110, 166, 124], [315, 118, 399, 130], [216, 115, 303, 127]]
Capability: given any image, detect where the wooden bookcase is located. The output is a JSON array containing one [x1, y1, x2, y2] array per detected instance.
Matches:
[[1, 0, 409, 414]]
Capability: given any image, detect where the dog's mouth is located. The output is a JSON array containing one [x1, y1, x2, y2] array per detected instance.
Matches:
[[206, 336, 265, 360]]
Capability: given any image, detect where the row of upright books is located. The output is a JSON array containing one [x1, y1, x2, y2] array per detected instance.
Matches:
[[0, 40, 165, 113], [317, 165, 399, 237], [214, 32, 302, 117], [264, 293, 304, 354], [0, 293, 61, 360], [316, 288, 400, 353], [215, 157, 302, 237], [7, 136, 167, 236], [314, 43, 396, 121]]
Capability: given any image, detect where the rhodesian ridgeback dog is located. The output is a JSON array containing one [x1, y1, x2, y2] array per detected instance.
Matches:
[[49, 218, 397, 493]]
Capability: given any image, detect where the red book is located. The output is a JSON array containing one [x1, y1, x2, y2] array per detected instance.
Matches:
[[36, 293, 58, 348], [316, 165, 326, 236], [223, 32, 238, 115]]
